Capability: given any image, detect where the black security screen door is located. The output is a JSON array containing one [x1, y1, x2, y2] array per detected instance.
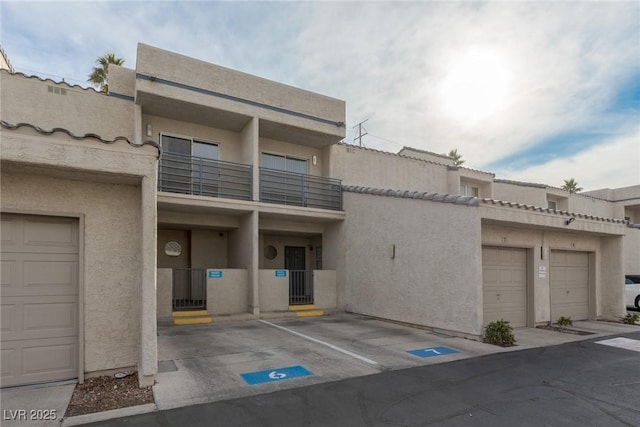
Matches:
[[285, 246, 313, 305]]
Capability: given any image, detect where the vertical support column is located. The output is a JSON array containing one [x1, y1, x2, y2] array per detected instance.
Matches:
[[446, 166, 461, 195], [139, 173, 158, 387], [249, 210, 259, 315], [599, 236, 624, 319], [240, 117, 259, 201]]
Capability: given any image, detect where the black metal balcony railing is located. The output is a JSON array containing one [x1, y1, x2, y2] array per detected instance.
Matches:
[[259, 168, 342, 211], [158, 152, 252, 201]]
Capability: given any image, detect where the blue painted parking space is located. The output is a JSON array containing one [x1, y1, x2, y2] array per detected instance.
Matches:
[[241, 365, 312, 385], [407, 346, 460, 358]]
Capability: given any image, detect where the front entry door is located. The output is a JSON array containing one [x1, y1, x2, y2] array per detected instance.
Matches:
[[285, 246, 311, 305]]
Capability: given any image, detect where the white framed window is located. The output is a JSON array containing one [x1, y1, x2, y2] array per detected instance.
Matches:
[[461, 184, 479, 197], [261, 152, 308, 174], [161, 134, 219, 160], [547, 200, 557, 210]]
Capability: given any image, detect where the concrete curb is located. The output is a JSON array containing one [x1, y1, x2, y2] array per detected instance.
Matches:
[[61, 403, 157, 426]]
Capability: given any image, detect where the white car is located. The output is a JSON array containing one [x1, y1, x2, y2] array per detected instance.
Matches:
[[625, 276, 640, 309]]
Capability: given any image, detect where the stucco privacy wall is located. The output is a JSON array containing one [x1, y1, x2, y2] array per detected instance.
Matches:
[[135, 44, 345, 137], [329, 144, 450, 192], [1, 172, 142, 372], [327, 191, 483, 336], [1, 71, 135, 141], [207, 269, 249, 315]]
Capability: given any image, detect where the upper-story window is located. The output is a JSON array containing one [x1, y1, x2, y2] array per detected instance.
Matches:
[[547, 200, 557, 210], [461, 184, 479, 197], [161, 134, 219, 160], [261, 153, 307, 175]]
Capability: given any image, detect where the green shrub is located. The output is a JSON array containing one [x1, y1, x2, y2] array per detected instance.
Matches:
[[484, 319, 515, 346], [623, 313, 639, 325], [555, 316, 573, 330]]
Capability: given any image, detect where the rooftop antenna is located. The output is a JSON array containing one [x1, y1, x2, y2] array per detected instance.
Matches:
[[353, 119, 369, 147]]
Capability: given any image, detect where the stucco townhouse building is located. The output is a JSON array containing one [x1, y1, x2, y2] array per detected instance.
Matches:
[[1, 43, 638, 389]]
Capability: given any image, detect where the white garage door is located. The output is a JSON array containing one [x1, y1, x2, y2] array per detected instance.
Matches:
[[482, 246, 527, 327], [1, 214, 79, 388], [550, 250, 589, 321]]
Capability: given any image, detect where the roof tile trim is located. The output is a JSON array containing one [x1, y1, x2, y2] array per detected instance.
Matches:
[[479, 198, 628, 224], [342, 185, 627, 224], [1, 121, 160, 157], [337, 142, 495, 176], [342, 185, 481, 207], [2, 69, 104, 93]]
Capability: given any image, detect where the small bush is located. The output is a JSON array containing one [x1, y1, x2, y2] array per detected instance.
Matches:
[[623, 313, 639, 325], [484, 319, 515, 346], [556, 316, 573, 330]]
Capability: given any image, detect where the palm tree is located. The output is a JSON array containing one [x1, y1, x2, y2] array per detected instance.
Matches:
[[448, 149, 465, 166], [88, 53, 124, 93], [562, 178, 583, 193]]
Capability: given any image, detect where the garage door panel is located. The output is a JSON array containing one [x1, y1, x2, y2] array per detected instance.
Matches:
[[2, 297, 78, 341], [23, 258, 77, 292], [1, 337, 77, 388], [1, 304, 16, 333], [550, 251, 589, 321], [483, 247, 527, 328], [2, 253, 77, 297], [0, 213, 79, 387]]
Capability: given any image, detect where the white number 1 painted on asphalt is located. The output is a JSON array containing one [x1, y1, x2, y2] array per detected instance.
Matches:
[[424, 349, 441, 355], [269, 371, 287, 379]]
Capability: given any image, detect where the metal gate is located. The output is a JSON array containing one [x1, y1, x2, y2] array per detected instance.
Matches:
[[289, 270, 314, 305], [173, 268, 206, 311]]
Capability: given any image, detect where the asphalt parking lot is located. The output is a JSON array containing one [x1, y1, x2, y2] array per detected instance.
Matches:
[[153, 313, 503, 410]]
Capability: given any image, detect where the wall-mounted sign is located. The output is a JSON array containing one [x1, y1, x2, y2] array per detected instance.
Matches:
[[538, 265, 547, 279], [275, 270, 287, 277], [208, 270, 223, 279]]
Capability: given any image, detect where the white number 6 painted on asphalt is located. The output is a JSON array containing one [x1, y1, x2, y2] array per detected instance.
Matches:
[[269, 371, 287, 379]]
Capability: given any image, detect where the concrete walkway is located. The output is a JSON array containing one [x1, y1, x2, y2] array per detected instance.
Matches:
[[1, 315, 638, 426]]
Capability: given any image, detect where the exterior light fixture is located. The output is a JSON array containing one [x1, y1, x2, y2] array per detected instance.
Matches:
[[566, 217, 576, 225], [146, 124, 152, 137]]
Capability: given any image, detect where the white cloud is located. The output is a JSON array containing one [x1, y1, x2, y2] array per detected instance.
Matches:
[[497, 128, 640, 191], [2, 1, 638, 189]]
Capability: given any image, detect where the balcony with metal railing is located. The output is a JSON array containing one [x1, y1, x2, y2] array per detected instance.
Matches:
[[259, 168, 343, 211], [158, 152, 253, 201]]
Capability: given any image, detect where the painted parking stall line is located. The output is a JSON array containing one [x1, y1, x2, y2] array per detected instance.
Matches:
[[241, 365, 312, 385], [595, 337, 640, 352], [407, 346, 460, 358]]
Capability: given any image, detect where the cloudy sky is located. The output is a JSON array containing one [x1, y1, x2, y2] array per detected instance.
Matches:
[[2, 1, 638, 191]]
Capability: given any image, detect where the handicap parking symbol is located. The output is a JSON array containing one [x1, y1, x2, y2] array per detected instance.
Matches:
[[241, 365, 312, 385]]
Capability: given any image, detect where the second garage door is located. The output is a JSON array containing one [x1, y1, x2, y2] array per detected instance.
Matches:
[[482, 246, 527, 327], [1, 213, 79, 388], [550, 250, 589, 321]]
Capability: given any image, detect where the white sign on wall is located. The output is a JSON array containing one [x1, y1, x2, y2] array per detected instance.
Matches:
[[538, 265, 547, 278]]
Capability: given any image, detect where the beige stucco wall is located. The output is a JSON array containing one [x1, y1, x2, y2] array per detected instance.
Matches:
[[329, 144, 450, 192], [1, 71, 135, 142], [143, 114, 245, 163], [157, 268, 173, 319], [191, 229, 228, 269], [135, 44, 345, 139], [207, 269, 249, 315], [1, 172, 142, 372], [327, 191, 483, 336], [259, 270, 289, 312], [313, 270, 337, 309]]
